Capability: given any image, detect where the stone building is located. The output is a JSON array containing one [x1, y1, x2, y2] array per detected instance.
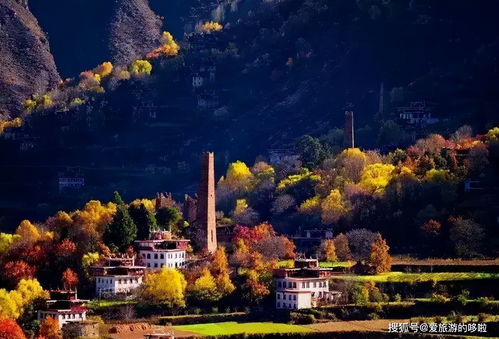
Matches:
[[196, 152, 217, 254], [344, 111, 354, 148]]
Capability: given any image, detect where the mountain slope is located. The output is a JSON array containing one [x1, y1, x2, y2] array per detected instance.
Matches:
[[0, 0, 60, 119], [109, 0, 163, 65]]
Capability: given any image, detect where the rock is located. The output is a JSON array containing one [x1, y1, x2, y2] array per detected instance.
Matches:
[[109, 0, 163, 65], [0, 0, 60, 119]]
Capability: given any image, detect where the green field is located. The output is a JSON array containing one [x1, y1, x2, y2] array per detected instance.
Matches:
[[277, 260, 353, 268], [331, 272, 499, 283], [173, 322, 314, 336], [88, 299, 137, 309]]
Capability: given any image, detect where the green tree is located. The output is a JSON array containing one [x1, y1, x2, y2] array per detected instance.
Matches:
[[104, 205, 137, 251], [129, 204, 158, 240], [156, 207, 181, 232], [296, 135, 329, 168], [112, 191, 124, 205]]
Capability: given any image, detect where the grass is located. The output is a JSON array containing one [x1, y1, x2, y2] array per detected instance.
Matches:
[[172, 322, 314, 336], [88, 299, 137, 309], [277, 260, 353, 268], [330, 272, 499, 283]]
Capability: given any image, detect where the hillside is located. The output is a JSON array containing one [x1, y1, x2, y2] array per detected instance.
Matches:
[[1, 0, 499, 228], [109, 0, 163, 65], [0, 0, 60, 119]]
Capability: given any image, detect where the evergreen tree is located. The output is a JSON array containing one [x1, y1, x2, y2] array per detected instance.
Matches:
[[104, 204, 137, 251], [112, 190, 125, 205], [156, 207, 181, 232], [129, 204, 158, 240]]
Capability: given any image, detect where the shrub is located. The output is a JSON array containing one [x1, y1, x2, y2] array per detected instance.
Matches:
[[368, 312, 380, 320], [393, 294, 402, 302], [290, 313, 316, 324], [478, 313, 493, 322]]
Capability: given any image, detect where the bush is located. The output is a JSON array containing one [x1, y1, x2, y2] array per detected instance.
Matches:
[[478, 313, 493, 322], [290, 312, 316, 324], [393, 294, 402, 302], [368, 312, 380, 320]]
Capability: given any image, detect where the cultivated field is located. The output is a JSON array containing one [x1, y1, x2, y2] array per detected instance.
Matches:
[[331, 272, 499, 283], [172, 321, 313, 336]]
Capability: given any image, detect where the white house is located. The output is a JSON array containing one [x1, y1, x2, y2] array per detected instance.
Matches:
[[134, 238, 189, 270], [91, 257, 145, 296], [273, 259, 341, 310], [37, 291, 88, 329]]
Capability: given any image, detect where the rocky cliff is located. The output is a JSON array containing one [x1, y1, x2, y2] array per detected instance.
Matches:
[[0, 0, 60, 119], [109, 0, 163, 65]]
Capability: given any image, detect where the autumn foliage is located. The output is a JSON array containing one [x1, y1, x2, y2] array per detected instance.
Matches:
[[0, 318, 26, 339]]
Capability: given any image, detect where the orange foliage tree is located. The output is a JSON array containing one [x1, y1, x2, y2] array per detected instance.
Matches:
[[3, 261, 36, 284], [61, 269, 78, 291], [0, 318, 26, 339], [38, 316, 61, 339], [368, 234, 392, 274]]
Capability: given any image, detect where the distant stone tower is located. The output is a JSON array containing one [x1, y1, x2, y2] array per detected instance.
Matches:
[[196, 152, 217, 254], [344, 111, 355, 148], [378, 82, 384, 114]]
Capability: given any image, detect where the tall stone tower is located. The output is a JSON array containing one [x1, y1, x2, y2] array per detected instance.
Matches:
[[344, 111, 355, 149], [378, 82, 384, 115], [196, 152, 217, 254]]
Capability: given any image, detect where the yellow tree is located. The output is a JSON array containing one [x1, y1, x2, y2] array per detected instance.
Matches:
[[359, 163, 395, 193], [130, 60, 153, 76], [190, 268, 221, 303], [211, 247, 235, 296], [141, 269, 186, 308], [202, 21, 223, 33], [221, 161, 254, 192], [321, 189, 347, 224], [368, 234, 392, 274], [320, 239, 337, 262], [93, 61, 113, 77]]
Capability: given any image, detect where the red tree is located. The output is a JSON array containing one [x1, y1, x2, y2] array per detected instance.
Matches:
[[0, 318, 27, 339], [61, 268, 79, 290], [55, 239, 76, 256], [3, 260, 36, 284]]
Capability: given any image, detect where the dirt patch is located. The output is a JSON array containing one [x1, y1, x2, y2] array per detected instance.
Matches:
[[106, 324, 199, 339]]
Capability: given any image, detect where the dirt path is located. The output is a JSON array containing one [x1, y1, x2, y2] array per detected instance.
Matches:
[[306, 319, 409, 333]]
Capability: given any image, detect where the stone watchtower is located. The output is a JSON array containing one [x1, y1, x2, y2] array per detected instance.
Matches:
[[196, 152, 217, 254], [344, 111, 354, 149]]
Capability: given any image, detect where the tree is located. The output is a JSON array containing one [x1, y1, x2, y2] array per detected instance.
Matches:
[[201, 21, 223, 33], [112, 191, 124, 205], [129, 204, 158, 240], [242, 269, 270, 303], [156, 207, 181, 232], [345, 229, 378, 261], [146, 31, 180, 58], [321, 189, 347, 224], [3, 261, 36, 285], [449, 217, 485, 258], [55, 239, 76, 256], [420, 219, 441, 237], [190, 268, 221, 303], [104, 205, 137, 251], [211, 247, 235, 297], [93, 62, 113, 77], [378, 120, 403, 146], [61, 269, 78, 291], [130, 60, 152, 76], [368, 234, 391, 274], [220, 161, 254, 192], [0, 318, 26, 339], [38, 316, 61, 339], [320, 239, 337, 262], [296, 135, 328, 168], [141, 268, 186, 308], [334, 233, 352, 261], [359, 163, 395, 193]]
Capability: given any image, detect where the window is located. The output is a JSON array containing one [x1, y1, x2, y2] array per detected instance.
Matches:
[[277, 294, 280, 299], [302, 282, 305, 288], [147, 253, 151, 259], [154, 254, 158, 259], [160, 254, 164, 259], [313, 282, 316, 288], [277, 281, 281, 288], [293, 295, 296, 300], [154, 263, 158, 268], [293, 282, 296, 288]]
